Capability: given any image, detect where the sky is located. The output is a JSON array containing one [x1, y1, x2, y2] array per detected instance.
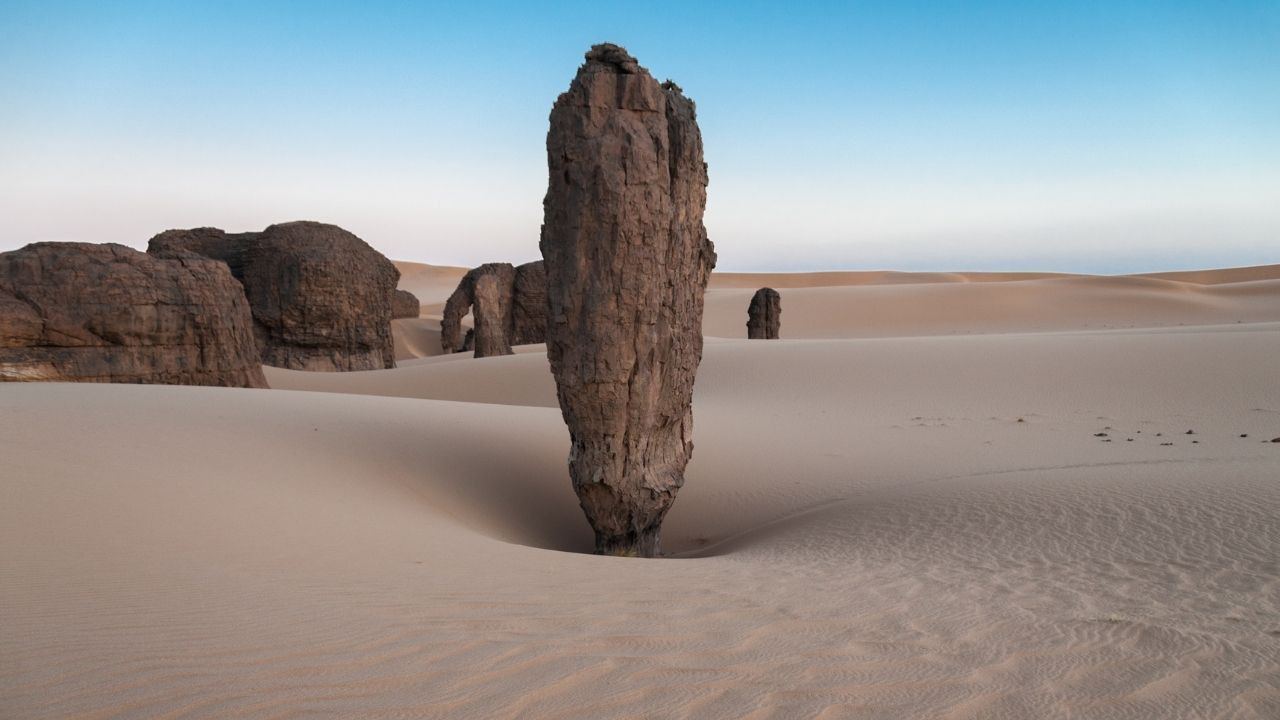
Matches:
[[1, 1, 1277, 273]]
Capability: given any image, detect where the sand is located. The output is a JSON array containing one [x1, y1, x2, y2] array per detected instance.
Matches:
[[3, 264, 1279, 718]]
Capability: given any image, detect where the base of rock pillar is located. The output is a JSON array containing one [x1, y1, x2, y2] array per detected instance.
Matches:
[[594, 528, 662, 558]]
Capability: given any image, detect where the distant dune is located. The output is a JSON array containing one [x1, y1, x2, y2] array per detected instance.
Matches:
[[4, 263, 1279, 718], [395, 260, 1280, 354]]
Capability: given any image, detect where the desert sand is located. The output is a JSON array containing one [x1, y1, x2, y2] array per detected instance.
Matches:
[[3, 264, 1280, 718]]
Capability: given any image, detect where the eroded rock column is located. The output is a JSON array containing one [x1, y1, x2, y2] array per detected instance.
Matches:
[[511, 260, 547, 346], [540, 44, 717, 557], [471, 264, 515, 358], [747, 287, 781, 339]]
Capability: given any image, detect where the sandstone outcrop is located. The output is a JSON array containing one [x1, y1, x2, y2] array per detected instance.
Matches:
[[0, 242, 266, 387], [391, 289, 420, 319], [149, 221, 399, 371], [440, 262, 509, 354], [439, 260, 547, 354], [511, 261, 548, 346], [747, 287, 781, 339], [471, 263, 515, 358], [540, 44, 716, 557]]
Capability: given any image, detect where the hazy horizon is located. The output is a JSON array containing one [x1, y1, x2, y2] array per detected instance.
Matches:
[[2, 1, 1277, 274]]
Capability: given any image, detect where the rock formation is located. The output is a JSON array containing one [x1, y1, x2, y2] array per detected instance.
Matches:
[[511, 261, 548, 346], [149, 221, 399, 371], [471, 263, 515, 358], [540, 44, 717, 557], [439, 270, 476, 353], [0, 242, 266, 387], [747, 287, 781, 339], [391, 289, 420, 319], [439, 260, 547, 354], [440, 262, 509, 354]]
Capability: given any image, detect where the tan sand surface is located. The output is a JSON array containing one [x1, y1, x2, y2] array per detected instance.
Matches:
[[4, 267, 1280, 718], [395, 261, 1280, 348], [394, 261, 467, 305]]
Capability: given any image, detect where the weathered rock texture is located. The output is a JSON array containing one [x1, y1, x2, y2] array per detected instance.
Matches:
[[511, 261, 548, 346], [471, 263, 515, 358], [747, 287, 781, 339], [391, 289, 421, 319], [439, 260, 547, 354], [149, 221, 399, 371], [540, 44, 717, 557], [0, 242, 266, 387]]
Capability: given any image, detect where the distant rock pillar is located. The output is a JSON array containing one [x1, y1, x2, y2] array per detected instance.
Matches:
[[441, 263, 519, 355], [471, 264, 516, 358], [747, 287, 781, 339], [440, 272, 476, 354], [540, 43, 717, 557], [511, 260, 548, 346]]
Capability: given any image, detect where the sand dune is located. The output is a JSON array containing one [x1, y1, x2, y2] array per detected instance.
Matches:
[[394, 261, 467, 304], [709, 269, 1079, 288], [4, 266, 1280, 718], [392, 317, 448, 360], [396, 261, 1280, 352], [1140, 263, 1280, 285], [702, 272, 1280, 340]]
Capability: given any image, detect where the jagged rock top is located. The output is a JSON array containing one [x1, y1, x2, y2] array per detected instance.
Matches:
[[541, 43, 715, 556], [584, 43, 641, 74]]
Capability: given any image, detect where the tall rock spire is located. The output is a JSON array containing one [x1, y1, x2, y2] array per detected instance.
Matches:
[[540, 44, 717, 557]]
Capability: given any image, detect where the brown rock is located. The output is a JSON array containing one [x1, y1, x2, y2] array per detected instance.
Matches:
[[391, 289, 420, 319], [511, 261, 547, 346], [440, 269, 477, 353], [471, 263, 516, 358], [0, 242, 266, 387], [149, 221, 399, 371], [747, 287, 781, 339], [540, 43, 717, 557], [440, 262, 512, 354], [440, 261, 547, 354]]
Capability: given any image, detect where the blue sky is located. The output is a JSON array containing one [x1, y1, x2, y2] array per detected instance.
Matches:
[[1, 1, 1276, 272]]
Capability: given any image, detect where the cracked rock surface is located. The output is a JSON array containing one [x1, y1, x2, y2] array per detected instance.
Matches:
[[541, 43, 717, 557], [747, 287, 781, 339], [149, 221, 399, 371], [1, 242, 266, 387]]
